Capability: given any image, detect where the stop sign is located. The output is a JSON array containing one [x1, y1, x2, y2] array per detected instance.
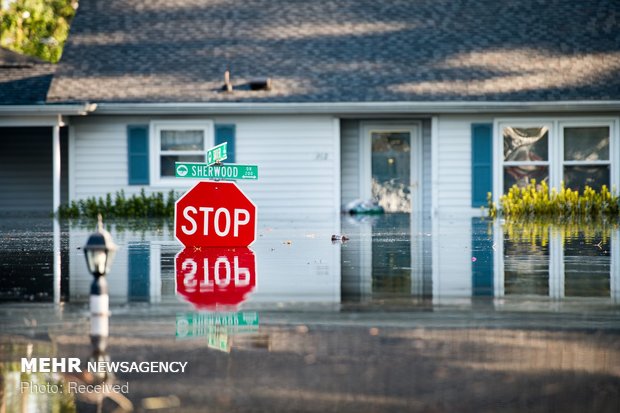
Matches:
[[175, 181, 257, 247], [175, 247, 256, 309]]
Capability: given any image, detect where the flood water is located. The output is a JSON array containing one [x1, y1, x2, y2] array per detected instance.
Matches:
[[1, 214, 619, 412]]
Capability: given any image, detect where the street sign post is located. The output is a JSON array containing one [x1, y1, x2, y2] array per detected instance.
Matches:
[[175, 247, 256, 309], [206, 142, 227, 166], [175, 181, 257, 247], [175, 163, 258, 180]]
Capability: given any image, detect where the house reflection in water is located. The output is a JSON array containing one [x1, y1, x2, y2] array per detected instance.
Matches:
[[67, 217, 342, 308], [64, 215, 619, 308], [341, 214, 619, 307]]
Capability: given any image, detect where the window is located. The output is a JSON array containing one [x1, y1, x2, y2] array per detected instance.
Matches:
[[561, 125, 611, 191], [502, 125, 550, 192], [371, 131, 412, 212], [151, 121, 213, 184], [359, 122, 422, 214], [495, 119, 617, 200]]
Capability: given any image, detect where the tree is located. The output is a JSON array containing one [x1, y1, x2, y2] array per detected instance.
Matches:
[[0, 0, 78, 63]]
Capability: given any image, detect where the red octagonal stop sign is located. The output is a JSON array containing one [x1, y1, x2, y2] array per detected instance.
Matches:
[[175, 247, 256, 309], [175, 181, 257, 247]]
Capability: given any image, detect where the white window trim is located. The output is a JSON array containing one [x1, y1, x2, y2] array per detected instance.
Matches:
[[149, 120, 214, 187], [359, 121, 423, 214], [493, 117, 619, 205], [559, 119, 615, 188], [494, 119, 554, 201]]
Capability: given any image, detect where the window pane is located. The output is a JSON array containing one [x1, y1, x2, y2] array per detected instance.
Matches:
[[161, 130, 204, 151], [503, 127, 548, 161], [371, 132, 411, 213], [503, 166, 548, 192], [564, 127, 609, 161], [563, 165, 610, 192], [161, 155, 204, 177]]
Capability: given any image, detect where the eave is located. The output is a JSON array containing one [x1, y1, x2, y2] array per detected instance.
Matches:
[[91, 101, 620, 116]]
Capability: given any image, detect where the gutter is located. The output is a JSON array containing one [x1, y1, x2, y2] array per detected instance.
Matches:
[[92, 101, 620, 116], [0, 103, 97, 116]]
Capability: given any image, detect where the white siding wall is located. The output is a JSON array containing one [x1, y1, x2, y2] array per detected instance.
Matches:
[[70, 115, 340, 220], [435, 115, 493, 216], [71, 119, 130, 200], [232, 116, 338, 220]]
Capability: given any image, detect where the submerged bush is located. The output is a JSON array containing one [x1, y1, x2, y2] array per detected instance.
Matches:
[[488, 180, 620, 220], [57, 189, 178, 219]]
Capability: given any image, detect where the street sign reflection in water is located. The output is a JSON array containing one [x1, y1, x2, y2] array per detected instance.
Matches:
[[175, 247, 256, 309], [176, 312, 259, 338]]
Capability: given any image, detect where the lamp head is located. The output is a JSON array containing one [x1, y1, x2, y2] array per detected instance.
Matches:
[[83, 215, 117, 276]]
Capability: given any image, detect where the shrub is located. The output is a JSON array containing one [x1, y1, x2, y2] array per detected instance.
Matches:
[[57, 190, 179, 219], [488, 180, 619, 220]]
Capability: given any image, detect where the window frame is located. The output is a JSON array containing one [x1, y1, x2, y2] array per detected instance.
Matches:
[[149, 120, 214, 187], [359, 121, 422, 214], [492, 117, 619, 205], [495, 119, 554, 196], [559, 120, 614, 191]]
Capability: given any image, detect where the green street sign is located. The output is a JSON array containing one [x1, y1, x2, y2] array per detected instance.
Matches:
[[206, 142, 227, 166], [176, 312, 259, 338], [175, 162, 258, 180]]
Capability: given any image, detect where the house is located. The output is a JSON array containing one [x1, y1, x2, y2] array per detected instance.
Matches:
[[1, 0, 619, 220]]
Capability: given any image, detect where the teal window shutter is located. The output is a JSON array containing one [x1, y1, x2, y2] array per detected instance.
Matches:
[[215, 124, 235, 163], [471, 123, 493, 207], [127, 125, 149, 185]]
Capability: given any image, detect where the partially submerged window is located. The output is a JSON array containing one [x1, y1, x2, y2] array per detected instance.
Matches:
[[502, 126, 549, 192], [562, 126, 610, 191], [495, 119, 617, 200]]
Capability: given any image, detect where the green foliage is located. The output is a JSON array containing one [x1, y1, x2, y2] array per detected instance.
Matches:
[[0, 0, 77, 63], [488, 180, 620, 220], [57, 190, 179, 219]]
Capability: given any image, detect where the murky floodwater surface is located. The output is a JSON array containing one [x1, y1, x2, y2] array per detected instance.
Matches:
[[1, 215, 619, 412]]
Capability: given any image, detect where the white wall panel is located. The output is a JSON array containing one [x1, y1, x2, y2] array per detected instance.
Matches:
[[71, 115, 339, 220], [436, 115, 493, 215]]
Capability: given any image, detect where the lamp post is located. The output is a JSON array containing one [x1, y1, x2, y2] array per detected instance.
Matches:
[[80, 216, 133, 410], [83, 214, 117, 354]]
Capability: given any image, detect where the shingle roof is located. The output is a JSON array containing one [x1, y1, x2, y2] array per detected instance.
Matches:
[[0, 48, 55, 105], [47, 0, 620, 104]]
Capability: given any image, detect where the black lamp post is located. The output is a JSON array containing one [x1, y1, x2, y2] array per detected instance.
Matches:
[[79, 216, 133, 410], [83, 215, 117, 360]]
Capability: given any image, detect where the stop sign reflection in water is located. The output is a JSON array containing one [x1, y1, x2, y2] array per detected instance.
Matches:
[[175, 247, 256, 309], [175, 181, 257, 247]]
